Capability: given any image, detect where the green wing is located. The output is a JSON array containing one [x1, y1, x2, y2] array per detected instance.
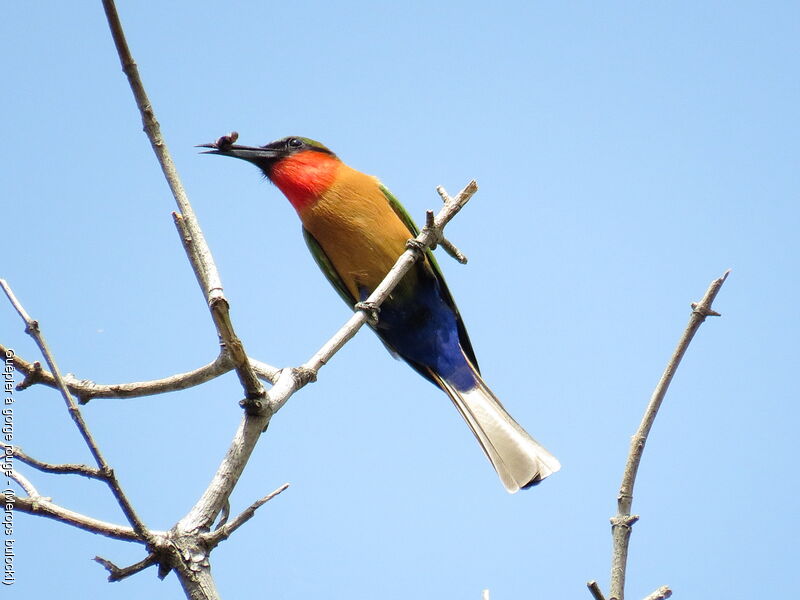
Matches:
[[379, 184, 480, 372], [302, 226, 356, 307], [379, 184, 443, 276], [304, 224, 402, 360]]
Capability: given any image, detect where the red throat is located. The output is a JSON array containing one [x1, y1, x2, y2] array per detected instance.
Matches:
[[268, 150, 340, 211]]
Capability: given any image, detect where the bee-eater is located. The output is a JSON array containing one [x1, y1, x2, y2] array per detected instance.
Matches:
[[202, 135, 560, 492]]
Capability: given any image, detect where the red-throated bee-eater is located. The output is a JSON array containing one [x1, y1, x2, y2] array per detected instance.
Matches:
[[201, 135, 560, 492]]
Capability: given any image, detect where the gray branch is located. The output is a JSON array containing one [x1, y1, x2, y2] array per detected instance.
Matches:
[[587, 580, 607, 600], [203, 483, 290, 548], [94, 554, 159, 582], [13, 494, 158, 543], [0, 343, 280, 403], [7, 446, 103, 479], [1, 278, 154, 547], [641, 586, 672, 600], [588, 270, 729, 600], [9, 470, 40, 498]]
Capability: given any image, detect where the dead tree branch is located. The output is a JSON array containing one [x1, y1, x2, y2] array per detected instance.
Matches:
[[587, 580, 607, 600], [1, 278, 154, 547], [7, 446, 104, 480], [13, 494, 155, 543], [203, 483, 290, 548], [0, 343, 279, 404], [1, 340, 280, 405], [641, 586, 672, 600], [95, 554, 159, 582], [103, 0, 266, 408], [588, 270, 730, 600]]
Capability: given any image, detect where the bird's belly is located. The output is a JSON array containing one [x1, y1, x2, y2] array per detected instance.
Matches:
[[311, 216, 409, 297]]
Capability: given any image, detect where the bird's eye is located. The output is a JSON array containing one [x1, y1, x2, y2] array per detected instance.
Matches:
[[288, 138, 303, 148]]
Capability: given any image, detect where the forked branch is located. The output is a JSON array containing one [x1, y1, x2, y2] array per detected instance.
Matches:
[[1, 279, 153, 546]]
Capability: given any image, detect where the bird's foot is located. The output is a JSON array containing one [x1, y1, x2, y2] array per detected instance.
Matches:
[[354, 301, 380, 325], [405, 239, 427, 255]]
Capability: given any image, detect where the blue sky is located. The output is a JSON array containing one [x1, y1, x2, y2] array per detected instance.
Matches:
[[2, 2, 798, 598]]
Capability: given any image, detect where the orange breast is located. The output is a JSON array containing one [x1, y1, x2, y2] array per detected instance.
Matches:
[[298, 165, 415, 299]]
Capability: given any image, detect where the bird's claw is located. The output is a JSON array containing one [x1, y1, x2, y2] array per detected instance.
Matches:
[[405, 239, 427, 254], [355, 301, 380, 325]]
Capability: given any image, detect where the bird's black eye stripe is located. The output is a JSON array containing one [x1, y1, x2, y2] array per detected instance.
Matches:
[[288, 138, 303, 149]]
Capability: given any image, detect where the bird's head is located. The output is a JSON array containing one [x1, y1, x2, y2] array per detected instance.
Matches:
[[200, 135, 341, 210]]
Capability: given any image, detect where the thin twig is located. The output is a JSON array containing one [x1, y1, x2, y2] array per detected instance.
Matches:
[[0, 342, 280, 402], [587, 580, 608, 600], [171, 213, 266, 402], [100, 3, 269, 595], [9, 470, 40, 497], [0, 279, 153, 545], [12, 494, 155, 542], [641, 586, 672, 600], [607, 270, 730, 600], [8, 446, 103, 479], [204, 483, 289, 547], [94, 554, 158, 582], [434, 187, 469, 263], [106, 0, 266, 409], [102, 0, 267, 413]]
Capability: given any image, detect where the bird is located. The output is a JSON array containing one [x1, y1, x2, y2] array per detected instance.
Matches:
[[200, 134, 560, 492]]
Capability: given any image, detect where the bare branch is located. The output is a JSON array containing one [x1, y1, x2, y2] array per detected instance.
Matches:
[[204, 483, 290, 547], [0, 279, 154, 544], [8, 446, 103, 479], [67, 353, 235, 404], [606, 270, 730, 600], [100, 3, 259, 595], [434, 187, 469, 263], [641, 586, 672, 600], [0, 342, 280, 402], [587, 580, 608, 600], [13, 494, 155, 542], [94, 554, 159, 582], [250, 358, 281, 383], [4, 350, 46, 391], [9, 470, 40, 497], [101, 0, 268, 417], [171, 213, 266, 403]]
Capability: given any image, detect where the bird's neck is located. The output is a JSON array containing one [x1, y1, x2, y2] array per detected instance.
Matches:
[[269, 151, 340, 212]]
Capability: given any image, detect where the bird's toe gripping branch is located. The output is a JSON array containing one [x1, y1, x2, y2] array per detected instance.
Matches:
[[354, 301, 381, 326]]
